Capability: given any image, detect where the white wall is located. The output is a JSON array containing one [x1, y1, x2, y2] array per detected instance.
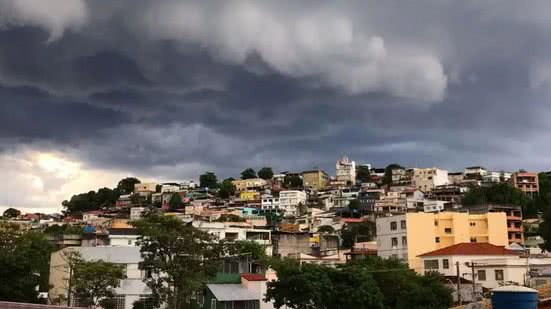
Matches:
[[376, 215, 408, 261]]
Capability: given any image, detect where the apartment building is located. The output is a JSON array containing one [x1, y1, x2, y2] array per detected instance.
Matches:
[[510, 172, 539, 196], [461, 204, 524, 244], [232, 178, 268, 192], [240, 191, 259, 201], [193, 222, 272, 255], [374, 191, 407, 214], [302, 169, 330, 190], [49, 247, 149, 309], [336, 156, 356, 184], [376, 212, 508, 272], [279, 190, 307, 215], [133, 182, 157, 193], [412, 168, 448, 192], [261, 194, 280, 211]]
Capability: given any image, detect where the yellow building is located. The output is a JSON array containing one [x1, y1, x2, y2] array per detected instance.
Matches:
[[376, 212, 508, 272], [302, 169, 329, 190], [240, 191, 259, 201], [232, 178, 268, 191]]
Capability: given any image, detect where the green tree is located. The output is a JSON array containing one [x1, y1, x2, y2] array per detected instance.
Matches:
[[348, 199, 361, 210], [2, 208, 21, 218], [356, 165, 371, 183], [116, 177, 141, 195], [382, 164, 403, 186], [199, 172, 218, 189], [463, 183, 537, 217], [71, 258, 127, 308], [168, 193, 183, 211], [284, 175, 303, 189], [155, 184, 162, 193], [0, 223, 53, 303], [215, 214, 246, 222], [218, 179, 236, 199], [132, 213, 224, 309], [266, 261, 383, 309], [241, 168, 257, 180], [258, 167, 274, 180], [230, 240, 267, 262], [341, 221, 375, 248]]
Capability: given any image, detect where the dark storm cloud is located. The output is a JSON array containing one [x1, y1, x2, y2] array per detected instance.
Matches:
[[1, 0, 551, 186]]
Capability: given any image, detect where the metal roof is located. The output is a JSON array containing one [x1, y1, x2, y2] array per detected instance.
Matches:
[[69, 246, 142, 264], [207, 284, 259, 301]]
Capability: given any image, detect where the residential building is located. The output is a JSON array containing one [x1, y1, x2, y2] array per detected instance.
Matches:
[[376, 212, 509, 272], [391, 168, 413, 186], [205, 273, 276, 309], [374, 191, 407, 214], [133, 182, 157, 193], [422, 200, 448, 213], [460, 204, 524, 244], [448, 172, 464, 185], [510, 172, 539, 196], [116, 194, 132, 207], [483, 171, 512, 184], [426, 184, 467, 207], [232, 178, 268, 192], [358, 189, 383, 212], [335, 156, 356, 184], [108, 228, 139, 247], [260, 194, 280, 211], [130, 207, 145, 221], [412, 167, 448, 192], [240, 191, 259, 202], [334, 188, 359, 208], [418, 243, 525, 289], [49, 247, 149, 309], [192, 222, 272, 255], [464, 166, 487, 178], [278, 190, 307, 215], [302, 169, 329, 190]]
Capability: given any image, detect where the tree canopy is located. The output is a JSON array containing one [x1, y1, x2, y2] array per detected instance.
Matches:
[[217, 179, 236, 199], [284, 175, 303, 189], [266, 256, 452, 309], [0, 223, 53, 303], [199, 172, 218, 188], [71, 257, 127, 308], [356, 165, 371, 183], [340, 221, 375, 249], [132, 212, 224, 308], [2, 208, 21, 218], [462, 183, 537, 217], [116, 177, 141, 195], [241, 168, 257, 180], [168, 193, 183, 211], [258, 167, 274, 180]]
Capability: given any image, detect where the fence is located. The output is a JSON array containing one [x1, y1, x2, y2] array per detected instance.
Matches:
[[0, 302, 81, 309]]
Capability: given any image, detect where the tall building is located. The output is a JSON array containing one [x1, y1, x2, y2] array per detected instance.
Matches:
[[460, 204, 524, 244], [279, 190, 307, 216], [302, 169, 329, 190], [412, 167, 448, 192], [232, 178, 268, 192], [510, 172, 539, 196], [376, 212, 508, 272], [336, 156, 356, 184]]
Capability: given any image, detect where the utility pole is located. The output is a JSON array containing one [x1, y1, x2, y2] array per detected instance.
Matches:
[[470, 261, 477, 301], [456, 261, 462, 305]]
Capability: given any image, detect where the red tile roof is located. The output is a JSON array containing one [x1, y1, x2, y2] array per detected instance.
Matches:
[[418, 243, 521, 257], [240, 273, 267, 281]]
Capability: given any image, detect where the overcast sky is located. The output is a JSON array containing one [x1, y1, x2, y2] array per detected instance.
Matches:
[[2, 0, 551, 212]]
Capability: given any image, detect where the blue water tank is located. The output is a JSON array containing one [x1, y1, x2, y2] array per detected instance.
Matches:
[[491, 285, 538, 309]]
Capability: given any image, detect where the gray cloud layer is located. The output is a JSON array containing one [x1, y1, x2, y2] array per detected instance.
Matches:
[[1, 0, 551, 201]]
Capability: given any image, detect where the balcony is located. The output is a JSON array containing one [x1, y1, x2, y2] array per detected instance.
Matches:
[[507, 226, 523, 232]]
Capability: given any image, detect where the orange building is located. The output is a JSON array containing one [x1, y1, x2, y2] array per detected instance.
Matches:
[[510, 172, 539, 196]]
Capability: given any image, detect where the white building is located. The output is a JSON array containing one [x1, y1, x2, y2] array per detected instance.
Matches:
[[422, 200, 448, 213], [108, 228, 140, 247], [49, 247, 149, 309], [376, 215, 409, 261], [261, 194, 280, 211], [130, 207, 146, 221], [161, 184, 180, 193], [336, 156, 356, 184], [412, 168, 448, 192], [192, 222, 272, 255], [278, 190, 307, 215], [464, 166, 488, 177], [483, 171, 512, 183], [134, 182, 157, 193], [418, 243, 529, 289]]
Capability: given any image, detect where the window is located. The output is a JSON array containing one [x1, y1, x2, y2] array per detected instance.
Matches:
[[211, 299, 217, 309], [495, 269, 504, 281], [390, 221, 397, 230], [444, 228, 452, 234], [470, 222, 476, 227], [435, 237, 440, 243], [424, 259, 439, 270], [128, 239, 132, 245], [402, 236, 407, 247], [401, 220, 406, 229], [391, 237, 398, 248], [470, 237, 477, 243], [477, 270, 486, 281], [434, 220, 438, 226], [443, 259, 449, 269]]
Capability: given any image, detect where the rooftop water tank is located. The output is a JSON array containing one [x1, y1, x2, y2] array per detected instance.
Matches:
[[491, 285, 538, 309]]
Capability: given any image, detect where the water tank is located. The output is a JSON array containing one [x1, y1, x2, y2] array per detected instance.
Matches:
[[491, 285, 538, 309]]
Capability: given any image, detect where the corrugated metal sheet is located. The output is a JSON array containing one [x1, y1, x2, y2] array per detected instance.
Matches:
[[206, 284, 258, 301]]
